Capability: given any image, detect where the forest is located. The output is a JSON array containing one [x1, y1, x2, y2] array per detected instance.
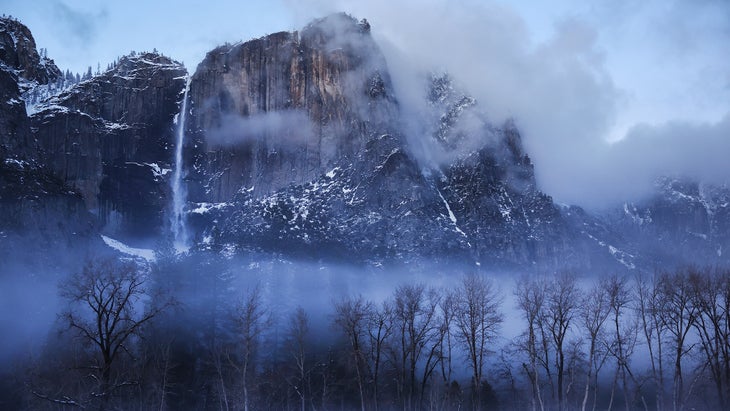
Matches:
[[3, 257, 729, 411]]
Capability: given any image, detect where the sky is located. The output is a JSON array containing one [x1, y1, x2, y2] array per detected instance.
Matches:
[[3, 0, 729, 209]]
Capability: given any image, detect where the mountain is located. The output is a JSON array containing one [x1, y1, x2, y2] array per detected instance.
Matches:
[[1, 14, 728, 273], [0, 17, 94, 270], [29, 52, 186, 239], [0, 17, 60, 87], [177, 14, 594, 268]]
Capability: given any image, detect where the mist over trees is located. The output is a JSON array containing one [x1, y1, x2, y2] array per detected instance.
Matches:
[[2, 257, 730, 411]]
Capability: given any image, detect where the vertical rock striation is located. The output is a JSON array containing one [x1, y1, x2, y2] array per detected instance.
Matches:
[[30, 53, 186, 238], [185, 13, 398, 203], [0, 17, 61, 86]]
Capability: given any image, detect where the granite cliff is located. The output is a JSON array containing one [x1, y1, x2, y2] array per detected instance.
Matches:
[[1, 14, 728, 272], [29, 53, 186, 239], [185, 14, 397, 202]]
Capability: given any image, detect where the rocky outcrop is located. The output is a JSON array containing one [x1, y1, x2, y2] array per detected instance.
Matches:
[[30, 53, 186, 238], [177, 15, 631, 270], [437, 135, 574, 268], [0, 158, 96, 263], [605, 178, 730, 268], [184, 13, 398, 203], [0, 17, 60, 86], [2, 14, 728, 272], [199, 133, 471, 263], [0, 66, 29, 157], [0, 17, 95, 266]]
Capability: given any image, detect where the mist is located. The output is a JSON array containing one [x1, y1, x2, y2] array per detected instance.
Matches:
[[6, 248, 725, 410], [206, 110, 315, 147], [0, 264, 59, 364], [281, 0, 730, 209], [3, 2, 730, 409]]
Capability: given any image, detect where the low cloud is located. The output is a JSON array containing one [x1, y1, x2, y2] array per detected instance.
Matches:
[[51, 1, 106, 45], [282, 0, 730, 208], [206, 110, 315, 147], [583, 113, 730, 206]]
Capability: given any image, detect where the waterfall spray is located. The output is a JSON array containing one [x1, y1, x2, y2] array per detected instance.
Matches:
[[171, 76, 190, 252]]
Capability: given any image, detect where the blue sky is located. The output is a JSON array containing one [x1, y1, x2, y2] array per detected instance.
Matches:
[[4, 0, 730, 207]]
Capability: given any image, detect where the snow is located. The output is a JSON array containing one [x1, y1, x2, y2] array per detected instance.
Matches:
[[373, 148, 400, 172], [125, 162, 171, 179], [190, 202, 231, 214], [436, 188, 468, 238], [145, 162, 171, 178], [103, 120, 131, 131], [326, 167, 340, 179], [665, 185, 697, 203], [498, 187, 518, 223], [585, 233, 636, 269], [101, 235, 156, 262], [439, 191, 458, 224], [623, 203, 652, 225], [4, 158, 27, 168], [221, 243, 237, 259]]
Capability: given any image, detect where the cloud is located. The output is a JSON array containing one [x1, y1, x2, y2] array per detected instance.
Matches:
[[206, 110, 315, 147], [51, 1, 106, 45], [296, 1, 619, 194], [280, 0, 730, 208], [8, 0, 727, 208], [588, 113, 730, 205]]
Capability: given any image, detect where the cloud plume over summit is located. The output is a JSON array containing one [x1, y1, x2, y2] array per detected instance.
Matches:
[[4, 0, 729, 208], [285, 0, 730, 208]]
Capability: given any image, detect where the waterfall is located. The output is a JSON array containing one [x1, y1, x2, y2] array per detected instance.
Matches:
[[171, 77, 191, 252]]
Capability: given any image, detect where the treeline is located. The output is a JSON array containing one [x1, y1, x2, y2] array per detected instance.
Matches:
[[22, 49, 173, 110], [6, 259, 730, 411]]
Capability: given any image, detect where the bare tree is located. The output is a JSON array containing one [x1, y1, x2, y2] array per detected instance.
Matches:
[[604, 274, 645, 411], [232, 285, 269, 411], [454, 275, 503, 410], [60, 257, 169, 409], [657, 269, 698, 411], [418, 287, 445, 408], [439, 290, 457, 382], [333, 295, 371, 411], [286, 307, 310, 411], [688, 267, 730, 410], [515, 275, 547, 411], [635, 272, 667, 411], [389, 283, 441, 410], [366, 300, 393, 411], [545, 271, 579, 411], [580, 279, 611, 411]]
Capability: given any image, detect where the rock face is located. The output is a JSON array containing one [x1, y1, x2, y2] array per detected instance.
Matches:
[[0, 17, 95, 264], [185, 13, 397, 203], [0, 17, 61, 87], [30, 53, 186, 238], [1, 14, 729, 272], [177, 18, 597, 269], [203, 133, 471, 263], [606, 178, 730, 268], [0, 66, 29, 156], [0, 158, 96, 265]]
